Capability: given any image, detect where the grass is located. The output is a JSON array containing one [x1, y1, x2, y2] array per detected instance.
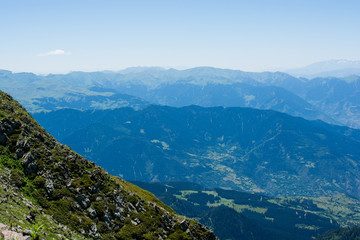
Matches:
[[112, 175, 175, 214], [0, 168, 88, 239], [174, 189, 268, 214]]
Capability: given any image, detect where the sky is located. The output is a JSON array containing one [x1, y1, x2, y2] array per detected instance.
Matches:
[[1, 0, 359, 74]]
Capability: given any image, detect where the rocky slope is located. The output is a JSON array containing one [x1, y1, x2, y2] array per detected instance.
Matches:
[[0, 90, 216, 239]]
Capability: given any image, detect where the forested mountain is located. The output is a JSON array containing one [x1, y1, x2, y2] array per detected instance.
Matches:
[[33, 105, 360, 199], [317, 226, 360, 240], [133, 181, 354, 240]]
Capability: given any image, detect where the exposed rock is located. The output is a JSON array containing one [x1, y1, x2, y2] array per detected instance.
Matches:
[[88, 224, 100, 239], [15, 137, 31, 159], [113, 208, 124, 220], [21, 151, 38, 175], [88, 208, 97, 219], [131, 220, 138, 226], [0, 131, 8, 145], [44, 178, 54, 196], [22, 229, 31, 236], [1, 230, 27, 240], [0, 223, 9, 231], [179, 219, 190, 231], [0, 222, 29, 240], [76, 195, 91, 209]]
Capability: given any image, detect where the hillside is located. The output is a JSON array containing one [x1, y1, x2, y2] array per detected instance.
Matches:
[[132, 181, 348, 240], [33, 105, 360, 200], [0, 90, 216, 239], [317, 226, 360, 240]]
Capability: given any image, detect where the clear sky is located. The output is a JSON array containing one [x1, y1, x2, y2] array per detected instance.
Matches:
[[1, 0, 359, 74]]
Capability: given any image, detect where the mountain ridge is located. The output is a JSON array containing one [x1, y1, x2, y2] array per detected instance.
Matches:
[[3, 67, 360, 128]]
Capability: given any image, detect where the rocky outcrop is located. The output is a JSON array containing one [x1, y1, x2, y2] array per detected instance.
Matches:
[[0, 223, 29, 240]]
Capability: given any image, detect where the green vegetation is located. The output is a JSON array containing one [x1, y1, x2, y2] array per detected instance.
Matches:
[[0, 90, 216, 239], [29, 223, 43, 240], [317, 226, 360, 240], [33, 103, 360, 201], [271, 195, 360, 227], [133, 181, 360, 240], [0, 167, 87, 239]]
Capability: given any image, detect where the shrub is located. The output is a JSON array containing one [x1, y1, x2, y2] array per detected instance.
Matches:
[[114, 224, 143, 240], [126, 194, 138, 205], [33, 176, 46, 188], [48, 199, 73, 224], [80, 216, 93, 232], [32, 190, 50, 208], [0, 154, 19, 169], [92, 201, 106, 217], [10, 169, 26, 187], [97, 222, 109, 234]]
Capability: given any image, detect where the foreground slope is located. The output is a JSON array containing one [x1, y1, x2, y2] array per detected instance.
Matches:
[[0, 90, 216, 239], [34, 106, 360, 199]]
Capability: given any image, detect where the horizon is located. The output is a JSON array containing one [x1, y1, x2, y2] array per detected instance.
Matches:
[[1, 0, 360, 74], [1, 59, 360, 76]]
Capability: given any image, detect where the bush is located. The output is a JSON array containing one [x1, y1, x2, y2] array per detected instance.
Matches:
[[97, 222, 109, 234], [114, 224, 143, 240], [32, 190, 50, 208], [126, 194, 138, 205], [33, 176, 46, 188], [80, 216, 93, 232], [92, 201, 106, 217], [0, 154, 19, 169], [48, 199, 73, 224], [10, 169, 25, 187]]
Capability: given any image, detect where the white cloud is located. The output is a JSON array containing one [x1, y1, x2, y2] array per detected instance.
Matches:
[[37, 49, 71, 57]]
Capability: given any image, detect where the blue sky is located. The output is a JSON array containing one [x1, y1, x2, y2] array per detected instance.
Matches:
[[1, 0, 359, 74]]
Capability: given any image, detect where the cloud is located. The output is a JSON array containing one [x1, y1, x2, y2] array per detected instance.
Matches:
[[37, 49, 71, 57]]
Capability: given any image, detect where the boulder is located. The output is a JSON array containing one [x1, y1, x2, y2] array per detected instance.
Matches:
[[76, 195, 91, 209], [21, 151, 38, 175], [45, 178, 54, 196]]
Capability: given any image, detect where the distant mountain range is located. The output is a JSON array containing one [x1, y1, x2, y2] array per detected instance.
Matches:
[[285, 59, 360, 78], [2, 67, 360, 128], [33, 105, 360, 200]]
